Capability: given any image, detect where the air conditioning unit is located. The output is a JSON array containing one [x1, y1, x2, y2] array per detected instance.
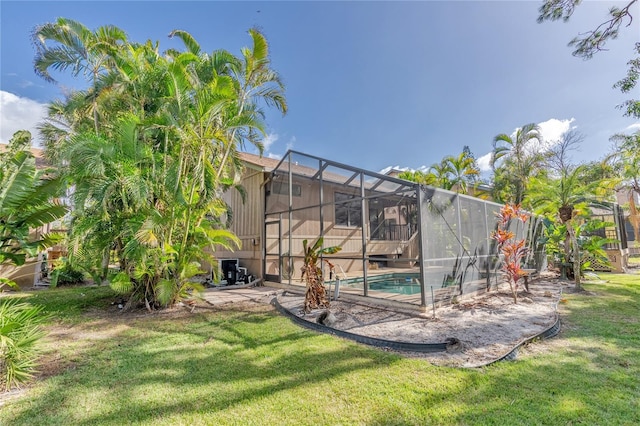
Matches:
[[219, 259, 239, 285]]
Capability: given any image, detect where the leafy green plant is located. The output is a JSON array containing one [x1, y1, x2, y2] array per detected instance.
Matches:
[[0, 277, 19, 292], [32, 20, 285, 310], [0, 299, 47, 390], [0, 131, 67, 271], [578, 219, 617, 271], [300, 237, 341, 312], [49, 257, 85, 287]]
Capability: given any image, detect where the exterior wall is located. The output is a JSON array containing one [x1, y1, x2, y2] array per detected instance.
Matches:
[[0, 260, 38, 289], [605, 249, 627, 273], [213, 168, 266, 278], [0, 223, 57, 289]]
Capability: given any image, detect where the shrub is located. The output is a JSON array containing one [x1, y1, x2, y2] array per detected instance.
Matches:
[[0, 299, 47, 390], [50, 258, 85, 287]]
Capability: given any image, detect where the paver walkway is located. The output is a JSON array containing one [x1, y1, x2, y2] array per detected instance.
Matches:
[[202, 285, 281, 305]]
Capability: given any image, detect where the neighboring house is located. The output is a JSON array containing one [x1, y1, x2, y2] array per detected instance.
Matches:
[[587, 202, 629, 272], [0, 144, 67, 288], [216, 150, 546, 309], [616, 188, 640, 256]]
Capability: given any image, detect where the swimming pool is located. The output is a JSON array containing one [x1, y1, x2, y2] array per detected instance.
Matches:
[[340, 273, 423, 295], [369, 279, 422, 295]]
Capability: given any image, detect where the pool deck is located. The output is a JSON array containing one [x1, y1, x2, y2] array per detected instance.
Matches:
[[268, 266, 480, 311]]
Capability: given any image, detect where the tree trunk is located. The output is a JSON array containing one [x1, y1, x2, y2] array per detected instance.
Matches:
[[303, 265, 329, 312], [566, 220, 582, 290]]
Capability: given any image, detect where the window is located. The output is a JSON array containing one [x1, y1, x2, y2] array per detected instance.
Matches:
[[271, 181, 302, 197], [335, 192, 361, 227]]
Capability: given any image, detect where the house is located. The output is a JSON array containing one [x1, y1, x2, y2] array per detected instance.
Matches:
[[616, 188, 639, 256], [0, 144, 67, 288], [215, 150, 546, 310]]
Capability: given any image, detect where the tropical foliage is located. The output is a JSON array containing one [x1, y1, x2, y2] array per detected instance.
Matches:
[[32, 18, 286, 309], [300, 237, 341, 312], [0, 131, 67, 290], [525, 131, 617, 288], [491, 123, 546, 205], [398, 148, 479, 194], [538, 1, 639, 118], [0, 299, 47, 390], [491, 203, 529, 303], [608, 131, 640, 197]]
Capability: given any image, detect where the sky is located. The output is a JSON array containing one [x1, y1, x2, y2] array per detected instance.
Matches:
[[1, 0, 639, 177]]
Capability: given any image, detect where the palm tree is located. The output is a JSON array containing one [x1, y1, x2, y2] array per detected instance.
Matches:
[[301, 238, 341, 312], [491, 123, 545, 205], [442, 151, 479, 194], [398, 170, 436, 186], [429, 161, 454, 190], [32, 20, 286, 309], [0, 131, 67, 278], [527, 168, 594, 289], [32, 18, 127, 133], [526, 131, 603, 289], [213, 28, 288, 181]]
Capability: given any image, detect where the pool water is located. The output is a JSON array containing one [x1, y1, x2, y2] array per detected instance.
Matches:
[[369, 279, 422, 295], [338, 273, 426, 296]]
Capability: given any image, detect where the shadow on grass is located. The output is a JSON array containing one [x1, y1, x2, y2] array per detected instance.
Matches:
[[367, 279, 640, 425], [3, 279, 640, 425], [2, 298, 400, 425]]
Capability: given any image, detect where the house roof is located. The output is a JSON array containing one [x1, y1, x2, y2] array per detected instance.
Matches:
[[0, 144, 48, 169], [237, 152, 282, 171]]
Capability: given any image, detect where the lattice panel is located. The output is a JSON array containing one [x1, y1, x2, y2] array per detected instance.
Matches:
[[581, 253, 612, 272]]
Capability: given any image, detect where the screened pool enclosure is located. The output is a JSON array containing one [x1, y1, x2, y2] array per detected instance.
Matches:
[[264, 151, 545, 308]]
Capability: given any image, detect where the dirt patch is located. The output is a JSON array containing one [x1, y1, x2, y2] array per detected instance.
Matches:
[[277, 275, 569, 367]]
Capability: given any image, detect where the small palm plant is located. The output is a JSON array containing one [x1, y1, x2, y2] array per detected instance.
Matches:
[[300, 238, 341, 312], [491, 204, 529, 303], [0, 299, 47, 390]]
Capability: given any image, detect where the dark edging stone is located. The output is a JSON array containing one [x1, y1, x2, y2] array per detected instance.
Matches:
[[271, 297, 447, 353], [480, 315, 562, 367], [273, 296, 562, 366]]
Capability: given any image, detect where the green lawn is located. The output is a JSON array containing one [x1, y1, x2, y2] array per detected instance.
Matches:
[[1, 273, 639, 425]]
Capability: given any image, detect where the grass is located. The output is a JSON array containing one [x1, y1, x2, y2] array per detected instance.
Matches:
[[1, 273, 639, 425]]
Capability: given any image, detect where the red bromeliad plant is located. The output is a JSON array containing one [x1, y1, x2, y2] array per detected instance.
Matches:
[[491, 203, 529, 303]]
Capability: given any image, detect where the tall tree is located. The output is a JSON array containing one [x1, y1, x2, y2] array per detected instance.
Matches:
[[399, 150, 478, 194], [32, 20, 286, 309], [609, 131, 640, 196], [212, 28, 288, 181], [32, 18, 127, 133], [491, 123, 546, 205], [526, 130, 603, 289], [538, 0, 639, 118], [442, 151, 479, 194], [608, 130, 640, 241]]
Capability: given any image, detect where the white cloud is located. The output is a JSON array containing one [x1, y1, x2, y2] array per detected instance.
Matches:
[[537, 118, 576, 145], [479, 118, 576, 173], [0, 91, 47, 145], [625, 123, 640, 132], [267, 152, 282, 160], [477, 152, 493, 172], [262, 133, 278, 151], [379, 165, 410, 175]]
